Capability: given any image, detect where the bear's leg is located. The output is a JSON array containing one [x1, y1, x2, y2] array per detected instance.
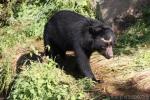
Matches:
[[74, 44, 96, 80], [44, 44, 50, 57], [84, 50, 92, 59]]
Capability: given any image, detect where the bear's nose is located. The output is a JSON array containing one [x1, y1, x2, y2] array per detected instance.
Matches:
[[106, 53, 113, 59], [109, 53, 113, 58], [106, 56, 111, 59]]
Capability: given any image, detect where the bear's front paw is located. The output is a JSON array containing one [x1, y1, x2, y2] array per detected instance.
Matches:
[[92, 78, 104, 83]]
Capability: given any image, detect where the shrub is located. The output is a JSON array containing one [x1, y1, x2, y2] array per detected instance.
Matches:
[[135, 50, 150, 68], [114, 20, 150, 55], [0, 60, 13, 94], [8, 59, 94, 100], [10, 0, 95, 37]]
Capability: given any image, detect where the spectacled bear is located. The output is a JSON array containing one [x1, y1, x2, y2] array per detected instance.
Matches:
[[44, 10, 116, 82]]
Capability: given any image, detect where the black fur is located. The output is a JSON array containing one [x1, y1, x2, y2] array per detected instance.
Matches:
[[44, 10, 116, 82]]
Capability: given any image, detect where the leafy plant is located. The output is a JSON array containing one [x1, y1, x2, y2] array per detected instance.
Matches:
[[114, 20, 150, 55], [10, 0, 95, 38], [135, 50, 150, 67], [0, 60, 13, 94], [8, 59, 93, 100]]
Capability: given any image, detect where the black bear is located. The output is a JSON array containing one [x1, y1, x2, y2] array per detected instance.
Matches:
[[44, 10, 116, 82]]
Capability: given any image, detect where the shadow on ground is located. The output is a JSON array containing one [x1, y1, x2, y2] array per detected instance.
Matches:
[[16, 52, 44, 73], [56, 55, 85, 79], [16, 52, 84, 79]]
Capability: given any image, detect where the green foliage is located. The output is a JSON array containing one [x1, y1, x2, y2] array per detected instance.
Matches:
[[0, 27, 26, 54], [8, 59, 93, 100], [1, 0, 95, 44], [0, 0, 16, 27], [10, 0, 94, 37], [78, 78, 94, 90], [135, 50, 150, 68], [0, 0, 95, 54], [0, 0, 95, 55], [114, 6, 150, 55], [142, 6, 150, 26], [114, 20, 150, 55], [0, 60, 13, 94]]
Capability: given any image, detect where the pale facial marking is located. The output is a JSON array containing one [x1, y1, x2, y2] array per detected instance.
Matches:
[[101, 37, 113, 58], [100, 37, 112, 43]]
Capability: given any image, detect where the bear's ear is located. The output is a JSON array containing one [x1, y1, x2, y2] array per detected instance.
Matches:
[[89, 26, 103, 35]]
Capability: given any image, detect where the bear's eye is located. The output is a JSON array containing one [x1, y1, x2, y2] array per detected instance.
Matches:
[[106, 42, 113, 47], [101, 45, 107, 49]]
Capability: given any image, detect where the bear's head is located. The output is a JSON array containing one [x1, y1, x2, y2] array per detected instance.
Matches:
[[89, 25, 116, 59]]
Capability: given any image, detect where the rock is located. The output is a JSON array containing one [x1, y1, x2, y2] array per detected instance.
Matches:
[[91, 0, 149, 33], [131, 71, 150, 94]]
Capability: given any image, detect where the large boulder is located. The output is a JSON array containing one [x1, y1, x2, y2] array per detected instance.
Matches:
[[131, 71, 150, 94], [91, 0, 150, 33]]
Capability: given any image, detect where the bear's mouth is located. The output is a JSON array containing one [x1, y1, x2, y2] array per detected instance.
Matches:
[[98, 50, 113, 59]]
